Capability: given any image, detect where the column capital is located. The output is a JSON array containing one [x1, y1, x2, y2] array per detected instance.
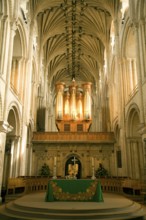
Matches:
[[129, 20, 139, 32], [9, 21, 17, 38], [0, 121, 13, 133], [137, 124, 146, 135], [127, 137, 141, 143], [8, 135, 20, 142], [113, 19, 119, 36], [1, 14, 8, 22]]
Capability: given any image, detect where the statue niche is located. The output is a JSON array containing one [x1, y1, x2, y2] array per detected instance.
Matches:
[[65, 156, 81, 179]]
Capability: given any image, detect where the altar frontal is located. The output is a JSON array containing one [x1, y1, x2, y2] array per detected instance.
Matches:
[[45, 179, 103, 202]]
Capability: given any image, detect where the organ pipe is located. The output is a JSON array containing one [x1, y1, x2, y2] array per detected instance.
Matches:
[[55, 80, 92, 121]]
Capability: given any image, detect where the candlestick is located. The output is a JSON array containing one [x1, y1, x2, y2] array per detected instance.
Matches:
[[91, 157, 96, 179], [53, 166, 57, 179], [53, 156, 57, 179], [91, 166, 96, 179]]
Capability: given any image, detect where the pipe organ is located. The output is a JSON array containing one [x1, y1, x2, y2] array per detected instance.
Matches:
[[55, 80, 92, 132]]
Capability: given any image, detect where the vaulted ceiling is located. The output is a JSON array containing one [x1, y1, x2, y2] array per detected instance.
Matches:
[[30, 0, 121, 90]]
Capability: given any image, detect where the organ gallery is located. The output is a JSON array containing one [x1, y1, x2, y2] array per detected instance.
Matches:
[[55, 80, 92, 132]]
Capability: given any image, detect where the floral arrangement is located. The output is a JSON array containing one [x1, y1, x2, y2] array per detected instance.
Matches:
[[95, 163, 108, 178], [39, 163, 50, 177]]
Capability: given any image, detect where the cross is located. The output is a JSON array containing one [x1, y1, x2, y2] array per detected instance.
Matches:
[[72, 156, 78, 165]]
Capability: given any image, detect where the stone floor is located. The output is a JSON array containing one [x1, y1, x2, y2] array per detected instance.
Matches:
[[0, 192, 146, 220]]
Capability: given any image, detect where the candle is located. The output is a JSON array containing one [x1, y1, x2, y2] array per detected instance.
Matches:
[[54, 156, 57, 166], [92, 157, 94, 166]]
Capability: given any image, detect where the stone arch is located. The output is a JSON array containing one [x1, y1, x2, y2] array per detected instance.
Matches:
[[120, 12, 136, 57], [120, 17, 138, 103], [10, 17, 28, 102], [126, 103, 140, 137], [125, 104, 142, 179], [15, 18, 27, 58], [6, 102, 21, 136], [2, 102, 22, 187]]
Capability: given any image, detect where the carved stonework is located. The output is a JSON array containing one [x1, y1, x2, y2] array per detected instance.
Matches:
[[0, 121, 13, 133]]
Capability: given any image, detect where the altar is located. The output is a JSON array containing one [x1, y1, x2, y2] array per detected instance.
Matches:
[[45, 179, 103, 202]]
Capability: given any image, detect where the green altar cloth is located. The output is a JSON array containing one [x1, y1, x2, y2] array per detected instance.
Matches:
[[45, 179, 103, 202]]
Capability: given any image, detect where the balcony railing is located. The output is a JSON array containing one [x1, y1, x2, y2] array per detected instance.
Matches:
[[32, 132, 115, 144]]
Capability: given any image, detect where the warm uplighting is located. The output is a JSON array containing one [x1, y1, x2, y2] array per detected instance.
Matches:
[[55, 79, 92, 132], [55, 80, 92, 121]]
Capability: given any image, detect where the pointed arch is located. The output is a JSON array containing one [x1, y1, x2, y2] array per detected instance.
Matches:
[[7, 101, 22, 136], [126, 103, 140, 137]]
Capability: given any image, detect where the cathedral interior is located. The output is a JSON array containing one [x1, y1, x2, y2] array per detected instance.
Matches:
[[0, 0, 146, 206]]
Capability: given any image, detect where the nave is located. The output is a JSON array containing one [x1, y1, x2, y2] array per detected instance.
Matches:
[[1, 1, 146, 218]]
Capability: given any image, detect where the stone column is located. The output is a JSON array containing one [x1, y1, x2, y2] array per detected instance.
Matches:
[[114, 19, 122, 123], [0, 15, 8, 76], [137, 140, 143, 179], [9, 139, 15, 178], [31, 149, 36, 176], [132, 22, 145, 124], [18, 22, 35, 176], [3, 22, 17, 121], [0, 121, 13, 203], [133, 141, 139, 179], [19, 57, 27, 101], [55, 82, 65, 120], [47, 84, 53, 131], [29, 144, 33, 176], [16, 57, 22, 95], [139, 19, 146, 79], [2, 145, 11, 187], [128, 59, 133, 91], [11, 58, 17, 87], [12, 136, 20, 178], [142, 138, 146, 202], [25, 143, 32, 176], [114, 19, 128, 175], [23, 22, 35, 125], [126, 140, 132, 178]]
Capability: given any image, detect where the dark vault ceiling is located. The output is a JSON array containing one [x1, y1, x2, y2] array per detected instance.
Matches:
[[30, 0, 121, 91]]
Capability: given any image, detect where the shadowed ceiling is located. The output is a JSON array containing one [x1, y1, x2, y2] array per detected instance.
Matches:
[[30, 0, 121, 91]]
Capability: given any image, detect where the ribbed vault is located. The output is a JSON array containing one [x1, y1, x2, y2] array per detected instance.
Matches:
[[30, 0, 121, 91]]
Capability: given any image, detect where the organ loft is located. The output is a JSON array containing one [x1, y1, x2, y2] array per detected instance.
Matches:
[[55, 79, 92, 132]]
